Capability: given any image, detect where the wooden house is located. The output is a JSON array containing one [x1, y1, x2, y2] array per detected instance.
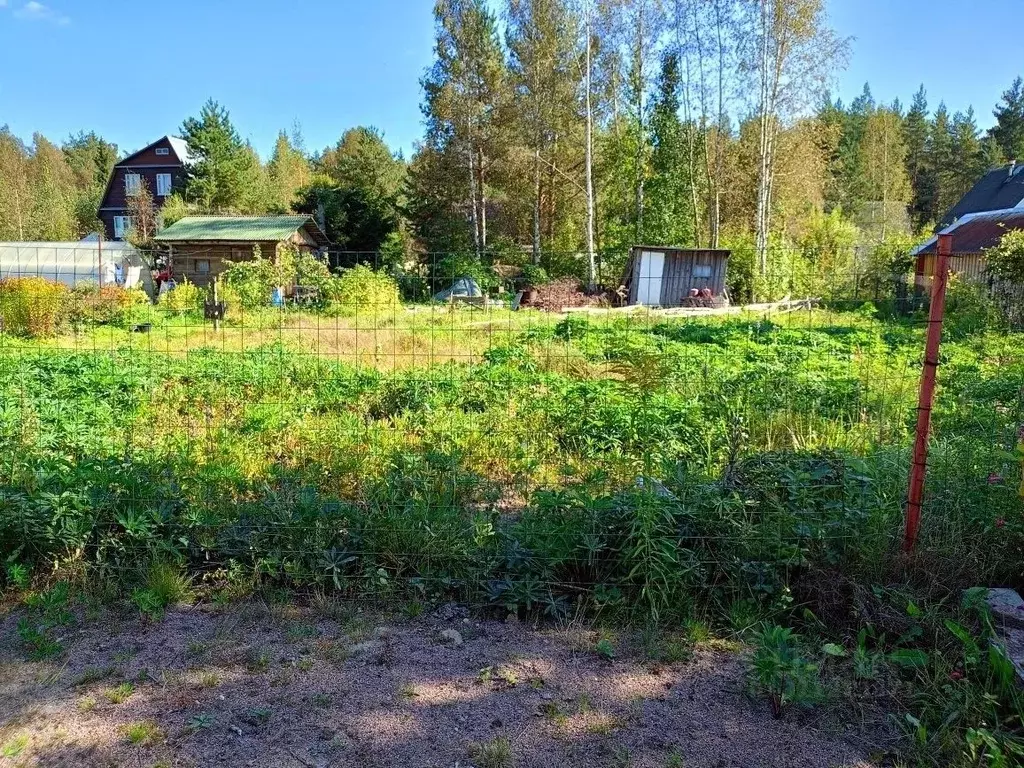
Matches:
[[153, 215, 330, 288], [98, 136, 191, 241], [621, 247, 730, 307]]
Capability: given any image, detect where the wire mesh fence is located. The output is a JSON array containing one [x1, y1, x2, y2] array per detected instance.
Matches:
[[0, 246, 1021, 623]]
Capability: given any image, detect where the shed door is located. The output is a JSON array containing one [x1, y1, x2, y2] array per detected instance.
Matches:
[[637, 251, 665, 305]]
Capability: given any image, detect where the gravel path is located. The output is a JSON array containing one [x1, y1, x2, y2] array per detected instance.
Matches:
[[0, 601, 882, 768]]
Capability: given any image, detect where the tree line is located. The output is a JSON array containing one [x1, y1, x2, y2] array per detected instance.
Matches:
[[4, 0, 1024, 292]]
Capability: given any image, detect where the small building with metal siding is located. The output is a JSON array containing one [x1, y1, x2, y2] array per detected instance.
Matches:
[[622, 246, 730, 307]]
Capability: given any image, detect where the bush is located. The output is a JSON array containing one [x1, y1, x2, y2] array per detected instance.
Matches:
[[945, 275, 1001, 337], [0, 277, 69, 337], [332, 265, 401, 310], [521, 264, 549, 287], [158, 279, 203, 313], [220, 248, 279, 310], [70, 283, 148, 326]]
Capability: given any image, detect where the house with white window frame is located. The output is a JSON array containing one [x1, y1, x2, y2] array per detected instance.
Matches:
[[97, 135, 191, 241]]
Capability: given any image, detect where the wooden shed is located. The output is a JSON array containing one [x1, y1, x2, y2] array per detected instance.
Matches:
[[621, 247, 730, 307], [153, 215, 330, 288]]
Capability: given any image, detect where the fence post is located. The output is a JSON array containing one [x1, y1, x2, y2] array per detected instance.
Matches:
[[904, 233, 952, 552]]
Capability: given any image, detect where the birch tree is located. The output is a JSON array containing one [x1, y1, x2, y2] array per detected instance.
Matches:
[[741, 0, 847, 277]]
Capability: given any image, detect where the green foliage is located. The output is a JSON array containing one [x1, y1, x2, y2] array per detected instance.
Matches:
[[179, 99, 266, 212], [0, 277, 69, 337], [157, 278, 203, 313], [520, 264, 549, 287], [69, 284, 148, 326], [331, 264, 401, 309], [748, 625, 821, 717], [986, 229, 1024, 284], [131, 561, 192, 620]]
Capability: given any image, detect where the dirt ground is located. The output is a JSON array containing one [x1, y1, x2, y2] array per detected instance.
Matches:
[[0, 600, 885, 768]]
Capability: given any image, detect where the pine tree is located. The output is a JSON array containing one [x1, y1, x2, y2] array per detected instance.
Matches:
[[856, 105, 911, 241], [948, 108, 987, 208], [927, 102, 954, 225], [180, 100, 264, 212], [989, 76, 1024, 162], [903, 85, 931, 229], [646, 50, 698, 247], [422, 0, 508, 257]]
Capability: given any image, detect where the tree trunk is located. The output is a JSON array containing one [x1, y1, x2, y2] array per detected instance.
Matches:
[[478, 144, 487, 253], [585, 7, 597, 291], [533, 147, 542, 264], [468, 135, 480, 259]]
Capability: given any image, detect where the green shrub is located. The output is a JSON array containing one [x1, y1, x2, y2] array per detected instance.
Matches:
[[521, 264, 549, 287], [158, 278, 203, 313], [945, 275, 1001, 337], [70, 284, 148, 325], [0, 277, 69, 337], [220, 255, 278, 309], [331, 265, 401, 310]]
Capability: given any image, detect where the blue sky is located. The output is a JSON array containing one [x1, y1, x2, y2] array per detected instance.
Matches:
[[1, 0, 1022, 159]]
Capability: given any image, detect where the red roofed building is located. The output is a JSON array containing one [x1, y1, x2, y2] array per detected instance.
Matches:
[[911, 208, 1024, 293]]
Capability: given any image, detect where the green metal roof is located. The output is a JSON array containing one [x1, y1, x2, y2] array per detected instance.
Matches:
[[154, 216, 329, 246]]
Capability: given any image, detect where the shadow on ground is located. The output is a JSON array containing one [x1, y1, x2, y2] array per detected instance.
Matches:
[[0, 601, 883, 768]]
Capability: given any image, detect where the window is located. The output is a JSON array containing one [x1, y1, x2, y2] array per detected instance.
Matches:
[[113, 216, 132, 239], [124, 173, 141, 195], [195, 259, 210, 274], [155, 147, 170, 156], [156, 173, 172, 196], [692, 264, 713, 279]]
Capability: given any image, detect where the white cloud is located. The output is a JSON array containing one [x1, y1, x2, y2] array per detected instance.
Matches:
[[13, 1, 71, 24]]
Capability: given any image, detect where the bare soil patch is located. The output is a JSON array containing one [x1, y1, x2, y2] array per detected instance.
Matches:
[[0, 602, 882, 768]]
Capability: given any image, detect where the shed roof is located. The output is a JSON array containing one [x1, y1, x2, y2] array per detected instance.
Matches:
[[939, 164, 1024, 228], [914, 208, 1024, 255], [154, 216, 329, 246]]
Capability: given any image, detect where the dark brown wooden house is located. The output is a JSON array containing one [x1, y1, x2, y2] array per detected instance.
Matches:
[[621, 246, 730, 307], [153, 216, 330, 288], [97, 136, 191, 240]]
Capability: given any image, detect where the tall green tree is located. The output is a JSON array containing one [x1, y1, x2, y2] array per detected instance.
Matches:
[[947, 108, 987, 208], [903, 85, 931, 228], [506, 0, 581, 261], [989, 76, 1024, 163], [28, 134, 77, 241], [646, 50, 699, 246], [0, 128, 32, 240], [267, 130, 311, 212], [927, 102, 955, 223], [855, 104, 911, 241], [741, 0, 849, 275], [62, 131, 118, 236], [422, 0, 508, 257], [180, 100, 264, 212]]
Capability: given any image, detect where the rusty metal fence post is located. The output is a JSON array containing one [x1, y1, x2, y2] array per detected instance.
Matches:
[[904, 233, 952, 552]]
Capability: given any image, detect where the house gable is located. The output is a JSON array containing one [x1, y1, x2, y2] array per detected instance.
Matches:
[[940, 164, 1024, 228], [97, 136, 191, 240]]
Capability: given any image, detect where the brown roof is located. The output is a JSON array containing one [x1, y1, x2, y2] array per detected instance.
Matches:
[[915, 208, 1024, 254]]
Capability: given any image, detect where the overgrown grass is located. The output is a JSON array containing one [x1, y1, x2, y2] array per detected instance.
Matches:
[[1, 305, 1022, 766]]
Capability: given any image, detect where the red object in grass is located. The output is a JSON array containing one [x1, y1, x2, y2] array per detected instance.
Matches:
[[988, 473, 1003, 485], [950, 670, 964, 681], [996, 518, 1006, 528]]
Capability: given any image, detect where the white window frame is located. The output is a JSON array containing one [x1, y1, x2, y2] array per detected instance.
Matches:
[[113, 215, 132, 239], [155, 147, 170, 156], [124, 172, 142, 195], [156, 173, 172, 197]]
